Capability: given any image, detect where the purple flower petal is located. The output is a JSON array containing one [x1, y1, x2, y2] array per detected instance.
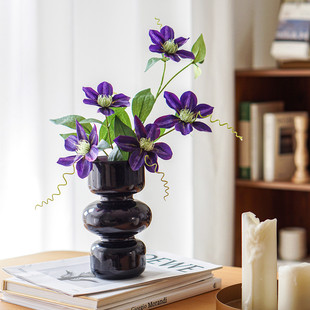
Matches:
[[113, 93, 130, 102], [155, 115, 179, 129], [153, 142, 173, 160], [145, 152, 158, 173], [97, 107, 114, 116], [89, 125, 98, 146], [149, 44, 163, 53], [64, 135, 78, 152], [180, 91, 197, 110], [129, 149, 146, 171], [192, 121, 212, 132], [149, 30, 165, 45], [114, 136, 139, 152], [134, 116, 147, 140], [166, 53, 180, 62], [174, 37, 189, 47], [193, 104, 214, 118], [175, 122, 193, 135], [76, 158, 92, 178], [145, 124, 160, 141], [57, 155, 81, 166], [82, 87, 98, 100], [83, 99, 99, 106], [97, 82, 113, 96], [176, 50, 195, 59], [85, 145, 99, 162], [160, 26, 174, 41], [76, 121, 88, 141], [164, 92, 182, 112], [112, 94, 130, 107]]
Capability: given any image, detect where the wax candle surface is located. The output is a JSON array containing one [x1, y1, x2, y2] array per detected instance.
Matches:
[[242, 212, 277, 310], [278, 263, 310, 310]]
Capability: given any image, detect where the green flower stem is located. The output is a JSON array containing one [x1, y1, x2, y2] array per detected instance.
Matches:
[[157, 61, 194, 99], [159, 128, 175, 139], [102, 149, 109, 156], [105, 116, 113, 149], [155, 59, 167, 102]]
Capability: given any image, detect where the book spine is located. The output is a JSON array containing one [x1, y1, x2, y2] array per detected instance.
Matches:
[[114, 278, 221, 310], [263, 114, 276, 182], [238, 102, 251, 179]]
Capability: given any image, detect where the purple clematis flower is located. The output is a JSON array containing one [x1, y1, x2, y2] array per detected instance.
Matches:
[[82, 81, 130, 116], [149, 25, 195, 62], [57, 121, 99, 178], [155, 91, 214, 136], [114, 116, 172, 173]]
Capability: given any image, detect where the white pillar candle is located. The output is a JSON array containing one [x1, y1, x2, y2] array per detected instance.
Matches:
[[278, 263, 310, 310], [242, 212, 277, 310]]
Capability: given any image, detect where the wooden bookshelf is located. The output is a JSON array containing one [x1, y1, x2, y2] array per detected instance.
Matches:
[[234, 68, 310, 266]]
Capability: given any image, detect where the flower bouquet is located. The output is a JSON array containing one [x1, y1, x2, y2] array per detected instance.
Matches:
[[37, 21, 240, 280]]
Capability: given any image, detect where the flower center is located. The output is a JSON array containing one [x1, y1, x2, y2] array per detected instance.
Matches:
[[163, 40, 178, 54], [97, 95, 113, 108], [139, 138, 154, 152], [179, 109, 196, 123], [76, 140, 90, 155]]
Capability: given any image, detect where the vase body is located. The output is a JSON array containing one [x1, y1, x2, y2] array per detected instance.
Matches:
[[83, 156, 152, 280]]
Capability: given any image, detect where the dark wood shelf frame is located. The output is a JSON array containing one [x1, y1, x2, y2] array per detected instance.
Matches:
[[234, 68, 310, 266]]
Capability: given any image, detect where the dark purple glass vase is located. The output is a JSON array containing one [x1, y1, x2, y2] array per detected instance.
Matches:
[[83, 156, 152, 280]]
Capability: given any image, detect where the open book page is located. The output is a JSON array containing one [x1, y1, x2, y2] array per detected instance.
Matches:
[[3, 250, 221, 296]]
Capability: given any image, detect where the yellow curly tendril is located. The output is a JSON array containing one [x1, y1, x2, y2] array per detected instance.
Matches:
[[35, 165, 76, 209], [144, 156, 169, 201], [196, 112, 242, 141], [155, 17, 163, 30], [207, 114, 243, 141]]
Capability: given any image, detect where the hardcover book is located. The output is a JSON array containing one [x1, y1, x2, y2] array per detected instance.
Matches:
[[263, 111, 308, 182], [238, 101, 284, 180]]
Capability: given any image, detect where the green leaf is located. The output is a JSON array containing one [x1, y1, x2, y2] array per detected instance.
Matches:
[[108, 146, 125, 161], [99, 123, 109, 142], [80, 118, 103, 125], [97, 139, 111, 151], [191, 34, 206, 64], [132, 89, 155, 123], [113, 108, 132, 128], [50, 115, 92, 134], [145, 57, 162, 72], [60, 133, 77, 139], [193, 64, 202, 79], [114, 116, 136, 160]]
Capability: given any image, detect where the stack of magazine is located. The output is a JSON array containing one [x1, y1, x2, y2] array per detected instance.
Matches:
[[1, 250, 221, 310]]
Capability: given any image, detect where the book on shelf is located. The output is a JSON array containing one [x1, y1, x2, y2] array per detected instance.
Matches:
[[238, 101, 284, 180], [1, 250, 221, 310], [270, 3, 310, 61], [263, 111, 308, 182]]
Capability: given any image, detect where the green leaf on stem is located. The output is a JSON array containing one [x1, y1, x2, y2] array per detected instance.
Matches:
[[145, 57, 162, 72], [114, 116, 136, 160], [59, 133, 77, 139], [99, 123, 109, 142], [108, 146, 125, 161], [80, 118, 103, 125], [50, 115, 92, 134], [193, 64, 202, 79], [113, 107, 132, 129], [132, 89, 155, 123], [191, 34, 206, 64], [97, 139, 111, 151]]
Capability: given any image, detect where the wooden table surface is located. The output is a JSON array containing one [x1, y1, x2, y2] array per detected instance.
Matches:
[[0, 251, 242, 310]]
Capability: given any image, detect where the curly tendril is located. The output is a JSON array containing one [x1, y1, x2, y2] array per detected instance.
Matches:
[[144, 156, 169, 200], [35, 165, 76, 209], [206, 114, 243, 141], [155, 17, 163, 30]]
